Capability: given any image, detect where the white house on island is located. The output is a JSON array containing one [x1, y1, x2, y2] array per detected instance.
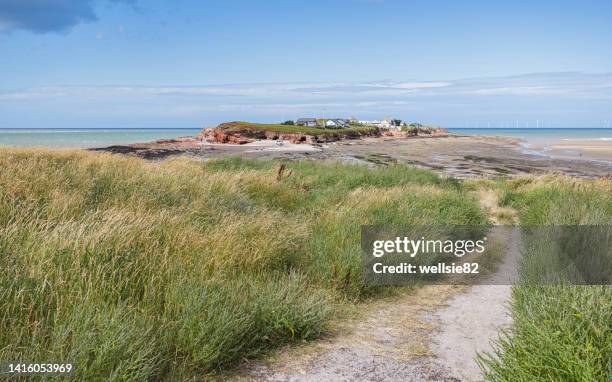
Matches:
[[325, 119, 350, 128], [358, 117, 402, 129], [296, 118, 317, 127], [358, 119, 392, 128]]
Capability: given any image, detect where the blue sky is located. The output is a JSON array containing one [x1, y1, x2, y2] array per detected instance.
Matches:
[[1, 0, 611, 128]]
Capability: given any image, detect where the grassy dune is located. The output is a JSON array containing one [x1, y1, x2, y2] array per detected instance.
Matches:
[[0, 149, 487, 380], [2, 148, 608, 381], [479, 176, 612, 382]]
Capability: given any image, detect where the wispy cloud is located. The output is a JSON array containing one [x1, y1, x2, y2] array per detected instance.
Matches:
[[1, 72, 611, 128], [3, 72, 611, 100]]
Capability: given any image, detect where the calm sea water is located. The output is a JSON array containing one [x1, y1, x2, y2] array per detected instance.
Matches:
[[0, 127, 610, 149], [448, 128, 612, 143], [0, 128, 201, 148]]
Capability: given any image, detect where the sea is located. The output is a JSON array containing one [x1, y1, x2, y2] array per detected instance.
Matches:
[[0, 128, 201, 148], [0, 127, 610, 149], [448, 128, 612, 143]]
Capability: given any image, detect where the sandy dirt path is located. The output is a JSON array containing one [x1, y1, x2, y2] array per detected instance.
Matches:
[[240, 285, 464, 381], [426, 226, 519, 381], [239, 282, 514, 381], [236, 193, 519, 382]]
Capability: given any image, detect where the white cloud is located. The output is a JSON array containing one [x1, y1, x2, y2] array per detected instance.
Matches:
[[1, 73, 611, 128], [2, 73, 612, 102]]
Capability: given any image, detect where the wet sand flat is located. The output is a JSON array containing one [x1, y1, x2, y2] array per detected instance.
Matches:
[[540, 139, 612, 162], [95, 135, 612, 178], [212, 135, 611, 178]]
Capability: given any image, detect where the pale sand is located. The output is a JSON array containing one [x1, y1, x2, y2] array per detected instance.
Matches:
[[540, 139, 612, 162], [241, 140, 321, 152]]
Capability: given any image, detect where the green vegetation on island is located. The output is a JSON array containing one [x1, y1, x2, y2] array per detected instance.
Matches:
[[218, 121, 378, 135]]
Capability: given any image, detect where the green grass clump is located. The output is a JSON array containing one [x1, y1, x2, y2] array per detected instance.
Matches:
[[0, 148, 487, 380], [482, 285, 611, 382], [219, 121, 378, 136], [480, 176, 612, 382]]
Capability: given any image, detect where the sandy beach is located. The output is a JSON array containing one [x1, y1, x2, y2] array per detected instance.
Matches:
[[534, 139, 612, 162]]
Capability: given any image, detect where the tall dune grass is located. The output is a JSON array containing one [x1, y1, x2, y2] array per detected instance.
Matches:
[[480, 176, 612, 382], [0, 149, 487, 380]]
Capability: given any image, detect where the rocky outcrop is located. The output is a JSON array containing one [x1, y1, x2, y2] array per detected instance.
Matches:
[[200, 125, 381, 145], [90, 145, 192, 159], [209, 127, 256, 144], [92, 123, 451, 161], [89, 135, 205, 159], [404, 126, 448, 137]]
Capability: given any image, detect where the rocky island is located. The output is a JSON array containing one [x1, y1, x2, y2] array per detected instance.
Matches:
[[91, 121, 610, 178], [91, 120, 448, 158]]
